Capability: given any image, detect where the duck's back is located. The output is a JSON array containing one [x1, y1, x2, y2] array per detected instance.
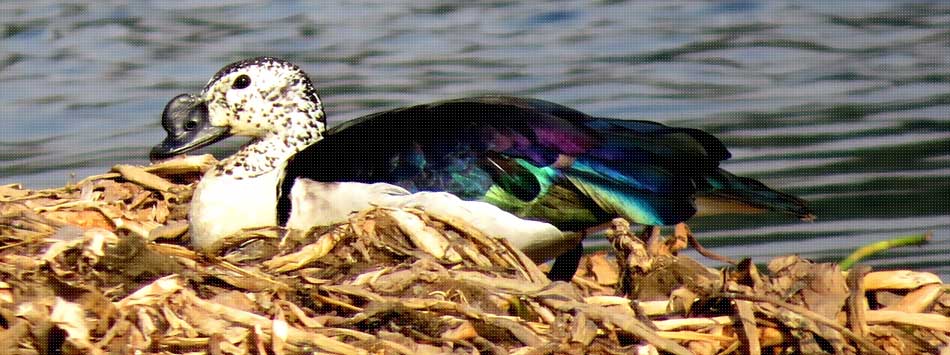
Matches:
[[289, 97, 594, 183], [277, 96, 732, 228]]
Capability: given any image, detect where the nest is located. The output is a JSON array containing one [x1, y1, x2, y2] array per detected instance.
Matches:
[[0, 155, 947, 355]]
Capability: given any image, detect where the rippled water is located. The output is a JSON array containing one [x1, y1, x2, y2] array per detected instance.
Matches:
[[2, 1, 948, 276]]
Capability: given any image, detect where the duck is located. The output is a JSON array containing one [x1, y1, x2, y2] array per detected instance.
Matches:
[[150, 56, 813, 281]]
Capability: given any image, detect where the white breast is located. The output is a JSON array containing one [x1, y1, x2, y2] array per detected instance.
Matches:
[[286, 178, 579, 262], [286, 178, 411, 230], [189, 169, 282, 252]]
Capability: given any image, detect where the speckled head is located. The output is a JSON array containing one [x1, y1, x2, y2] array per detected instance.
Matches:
[[202, 57, 325, 137], [151, 57, 327, 172]]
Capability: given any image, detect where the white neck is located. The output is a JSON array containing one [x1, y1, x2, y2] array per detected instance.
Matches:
[[213, 135, 298, 178], [189, 110, 325, 252], [211, 110, 325, 179]]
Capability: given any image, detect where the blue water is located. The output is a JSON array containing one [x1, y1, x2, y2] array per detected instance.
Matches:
[[1, 1, 948, 277]]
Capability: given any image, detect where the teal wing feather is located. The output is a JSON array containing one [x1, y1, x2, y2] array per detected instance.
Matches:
[[561, 161, 697, 226], [480, 158, 603, 229], [479, 156, 697, 228]]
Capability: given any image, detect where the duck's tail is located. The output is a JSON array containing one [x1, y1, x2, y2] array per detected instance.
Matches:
[[695, 169, 815, 221], [584, 117, 814, 222]]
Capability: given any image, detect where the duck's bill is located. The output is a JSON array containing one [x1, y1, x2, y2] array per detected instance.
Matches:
[[150, 94, 231, 162]]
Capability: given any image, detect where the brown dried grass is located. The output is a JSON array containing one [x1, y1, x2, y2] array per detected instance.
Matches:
[[0, 155, 947, 355]]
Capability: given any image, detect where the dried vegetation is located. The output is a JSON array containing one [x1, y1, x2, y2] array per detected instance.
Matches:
[[0, 155, 947, 354]]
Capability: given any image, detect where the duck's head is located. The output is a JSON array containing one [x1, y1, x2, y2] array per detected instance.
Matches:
[[150, 57, 326, 161]]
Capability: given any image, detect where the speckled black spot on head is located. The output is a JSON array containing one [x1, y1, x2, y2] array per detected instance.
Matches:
[[208, 56, 295, 89], [208, 56, 326, 121], [302, 83, 320, 108]]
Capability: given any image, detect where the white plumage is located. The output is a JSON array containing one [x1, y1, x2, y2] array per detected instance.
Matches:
[[189, 168, 283, 252], [287, 179, 579, 263]]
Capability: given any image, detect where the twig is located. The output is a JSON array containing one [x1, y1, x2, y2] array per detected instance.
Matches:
[[846, 265, 871, 338], [866, 310, 950, 332], [717, 292, 888, 355], [564, 301, 694, 355], [688, 233, 739, 265], [112, 164, 178, 193], [182, 289, 367, 355], [536, 283, 694, 355], [733, 299, 760, 355]]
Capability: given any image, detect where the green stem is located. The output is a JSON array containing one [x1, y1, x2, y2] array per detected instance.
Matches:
[[839, 232, 932, 271]]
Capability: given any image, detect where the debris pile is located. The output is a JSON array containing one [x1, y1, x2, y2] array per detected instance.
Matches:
[[0, 155, 947, 354]]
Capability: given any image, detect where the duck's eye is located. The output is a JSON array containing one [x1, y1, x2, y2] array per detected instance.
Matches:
[[232, 74, 251, 89], [184, 120, 198, 131]]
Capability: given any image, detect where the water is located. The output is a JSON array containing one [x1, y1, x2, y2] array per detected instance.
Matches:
[[1, 1, 948, 277]]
